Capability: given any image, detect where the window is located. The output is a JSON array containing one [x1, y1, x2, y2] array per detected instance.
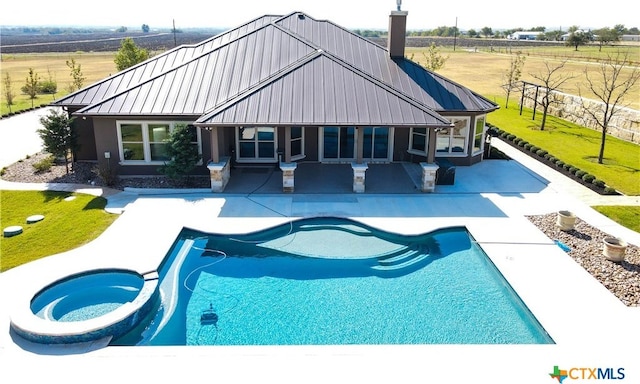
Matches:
[[290, 126, 304, 160], [117, 121, 201, 164], [472, 115, 486, 155], [436, 117, 469, 156], [236, 127, 277, 162], [408, 127, 428, 156], [148, 124, 171, 161]]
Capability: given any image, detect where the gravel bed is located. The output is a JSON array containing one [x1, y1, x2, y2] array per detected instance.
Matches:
[[0, 152, 209, 189], [2, 152, 638, 306], [527, 213, 640, 307]]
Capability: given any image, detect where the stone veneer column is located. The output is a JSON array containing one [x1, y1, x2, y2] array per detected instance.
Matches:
[[207, 157, 230, 192], [420, 162, 439, 193], [279, 162, 297, 193], [351, 162, 368, 193]]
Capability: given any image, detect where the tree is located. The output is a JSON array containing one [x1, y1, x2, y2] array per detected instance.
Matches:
[[420, 43, 449, 72], [543, 30, 563, 41], [593, 27, 620, 51], [481, 27, 493, 38], [3, 72, 15, 113], [565, 26, 592, 51], [66, 58, 86, 92], [501, 51, 526, 108], [579, 51, 640, 164], [23, 68, 39, 107], [114, 37, 149, 71], [159, 124, 201, 184], [142, 24, 150, 33], [530, 60, 576, 131], [38, 109, 77, 173], [39, 68, 58, 98]]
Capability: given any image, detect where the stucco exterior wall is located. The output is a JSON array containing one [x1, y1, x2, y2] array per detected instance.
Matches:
[[521, 88, 640, 144]]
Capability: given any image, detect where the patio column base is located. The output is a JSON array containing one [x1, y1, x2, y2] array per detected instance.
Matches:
[[207, 157, 230, 193], [279, 162, 297, 193], [420, 162, 439, 193], [351, 162, 368, 193]]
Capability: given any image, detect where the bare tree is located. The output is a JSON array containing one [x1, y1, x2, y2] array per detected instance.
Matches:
[[23, 68, 40, 108], [530, 60, 576, 131], [66, 58, 86, 92], [579, 51, 640, 164], [501, 51, 526, 108], [3, 72, 15, 113]]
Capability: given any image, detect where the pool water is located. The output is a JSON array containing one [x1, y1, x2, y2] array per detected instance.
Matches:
[[114, 218, 553, 345], [31, 271, 144, 322]]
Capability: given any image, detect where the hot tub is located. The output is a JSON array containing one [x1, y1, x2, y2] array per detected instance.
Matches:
[[11, 269, 159, 345]]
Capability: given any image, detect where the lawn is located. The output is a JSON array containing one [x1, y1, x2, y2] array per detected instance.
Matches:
[[486, 96, 640, 196], [0, 190, 118, 271], [1, 52, 117, 116], [592, 206, 640, 233]]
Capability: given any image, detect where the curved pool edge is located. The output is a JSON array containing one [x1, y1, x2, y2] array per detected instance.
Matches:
[[10, 269, 159, 345]]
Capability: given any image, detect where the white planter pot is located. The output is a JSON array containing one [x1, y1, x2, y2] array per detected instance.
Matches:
[[556, 210, 576, 231], [602, 237, 627, 262]]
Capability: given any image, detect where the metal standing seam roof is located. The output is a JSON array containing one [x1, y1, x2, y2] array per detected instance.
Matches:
[[274, 13, 497, 112], [195, 52, 452, 127], [76, 24, 317, 116], [52, 15, 279, 108], [62, 11, 498, 126]]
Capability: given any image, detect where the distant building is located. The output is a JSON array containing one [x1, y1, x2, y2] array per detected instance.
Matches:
[[507, 31, 542, 40]]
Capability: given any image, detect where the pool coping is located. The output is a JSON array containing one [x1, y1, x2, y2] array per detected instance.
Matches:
[[10, 269, 159, 344]]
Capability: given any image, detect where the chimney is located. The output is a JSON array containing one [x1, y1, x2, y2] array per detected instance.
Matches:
[[388, 2, 408, 58]]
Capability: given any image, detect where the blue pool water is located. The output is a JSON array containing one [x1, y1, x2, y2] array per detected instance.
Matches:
[[31, 270, 144, 322], [114, 218, 553, 345]]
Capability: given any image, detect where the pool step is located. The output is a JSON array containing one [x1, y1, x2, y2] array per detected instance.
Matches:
[[373, 246, 429, 271]]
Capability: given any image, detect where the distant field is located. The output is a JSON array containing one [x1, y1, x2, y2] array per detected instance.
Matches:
[[409, 44, 640, 110], [2, 34, 639, 114]]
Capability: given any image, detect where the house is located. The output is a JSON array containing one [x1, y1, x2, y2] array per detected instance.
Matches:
[[52, 9, 498, 193]]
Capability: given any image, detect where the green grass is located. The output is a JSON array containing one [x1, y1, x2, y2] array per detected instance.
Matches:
[[0, 190, 118, 271], [592, 206, 640, 233], [487, 96, 640, 195]]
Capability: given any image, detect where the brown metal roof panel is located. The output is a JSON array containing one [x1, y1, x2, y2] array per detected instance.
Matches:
[[194, 57, 218, 113], [154, 70, 178, 113], [196, 55, 449, 127], [181, 58, 209, 113]]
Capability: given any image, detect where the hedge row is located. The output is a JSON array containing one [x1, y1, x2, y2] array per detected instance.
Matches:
[[487, 124, 618, 195], [0, 103, 50, 119]]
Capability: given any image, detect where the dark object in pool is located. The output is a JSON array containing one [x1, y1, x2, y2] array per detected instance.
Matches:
[[201, 303, 218, 325]]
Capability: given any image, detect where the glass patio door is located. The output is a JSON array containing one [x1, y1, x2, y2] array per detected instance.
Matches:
[[322, 126, 355, 161], [362, 127, 391, 161]]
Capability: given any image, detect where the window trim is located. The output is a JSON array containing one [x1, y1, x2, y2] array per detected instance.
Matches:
[[290, 126, 305, 162], [472, 115, 487, 155], [408, 127, 429, 157], [436, 116, 470, 157], [116, 121, 202, 165]]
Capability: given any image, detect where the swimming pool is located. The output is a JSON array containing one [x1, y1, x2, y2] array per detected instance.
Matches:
[[114, 217, 553, 346]]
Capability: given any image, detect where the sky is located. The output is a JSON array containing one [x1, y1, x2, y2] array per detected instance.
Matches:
[[0, 0, 637, 31]]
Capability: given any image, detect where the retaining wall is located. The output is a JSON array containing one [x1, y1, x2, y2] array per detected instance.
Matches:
[[520, 87, 640, 144]]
